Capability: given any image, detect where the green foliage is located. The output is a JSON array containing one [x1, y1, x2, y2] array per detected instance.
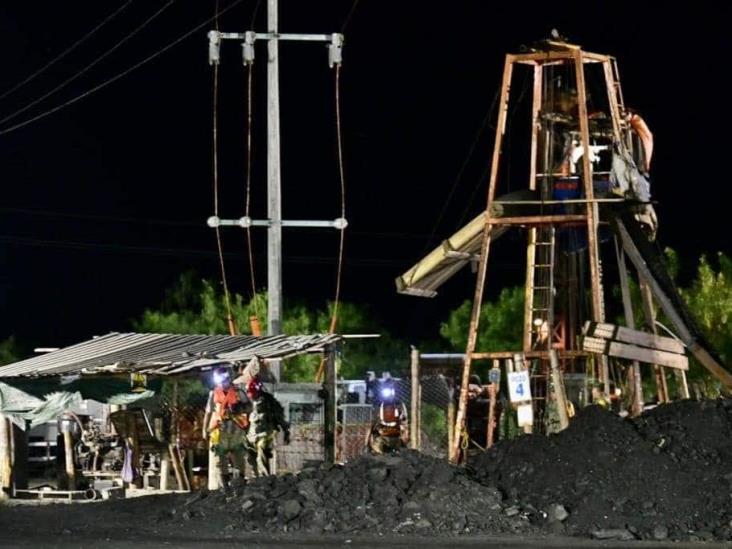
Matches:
[[440, 287, 524, 351], [132, 273, 405, 383], [0, 336, 21, 366], [677, 252, 732, 395], [611, 248, 732, 398], [420, 403, 447, 447]]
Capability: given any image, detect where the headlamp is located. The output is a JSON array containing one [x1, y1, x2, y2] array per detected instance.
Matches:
[[380, 387, 395, 399], [213, 370, 230, 385]]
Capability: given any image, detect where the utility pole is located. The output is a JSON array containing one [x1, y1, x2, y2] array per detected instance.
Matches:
[[207, 2, 346, 382], [267, 0, 282, 346]]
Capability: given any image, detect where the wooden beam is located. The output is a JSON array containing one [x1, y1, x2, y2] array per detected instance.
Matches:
[[549, 350, 570, 430], [639, 279, 669, 402], [512, 51, 610, 64], [471, 350, 588, 360], [487, 214, 588, 225], [410, 347, 419, 450], [614, 239, 644, 416], [585, 322, 685, 355], [582, 336, 689, 370]]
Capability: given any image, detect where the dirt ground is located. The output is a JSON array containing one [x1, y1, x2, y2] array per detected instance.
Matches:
[[0, 498, 730, 548]]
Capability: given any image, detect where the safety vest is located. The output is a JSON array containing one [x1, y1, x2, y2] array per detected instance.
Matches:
[[212, 387, 248, 430], [377, 403, 404, 437]]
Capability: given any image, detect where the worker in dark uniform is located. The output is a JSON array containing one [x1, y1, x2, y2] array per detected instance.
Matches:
[[244, 377, 290, 477]]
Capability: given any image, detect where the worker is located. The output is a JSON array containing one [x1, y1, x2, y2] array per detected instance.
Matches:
[[590, 382, 610, 409], [244, 376, 290, 477], [626, 109, 653, 173], [202, 366, 250, 488], [467, 374, 486, 399], [367, 379, 409, 455]]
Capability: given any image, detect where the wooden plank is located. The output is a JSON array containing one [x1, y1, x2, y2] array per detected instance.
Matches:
[[582, 336, 688, 370], [471, 350, 588, 360], [586, 322, 685, 355], [487, 214, 588, 225]]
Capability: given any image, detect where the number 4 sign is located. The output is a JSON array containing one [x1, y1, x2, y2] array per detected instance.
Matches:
[[508, 370, 532, 403]]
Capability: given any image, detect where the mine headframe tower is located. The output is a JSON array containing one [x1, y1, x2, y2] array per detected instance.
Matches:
[[449, 40, 660, 463]]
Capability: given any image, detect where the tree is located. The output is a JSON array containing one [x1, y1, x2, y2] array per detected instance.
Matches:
[[0, 336, 21, 366], [440, 287, 524, 351], [679, 252, 732, 395]]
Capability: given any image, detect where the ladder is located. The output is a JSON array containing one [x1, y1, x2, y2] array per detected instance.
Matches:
[[525, 225, 556, 351]]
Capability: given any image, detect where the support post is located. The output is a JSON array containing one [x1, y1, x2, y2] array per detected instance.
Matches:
[[0, 414, 11, 499], [410, 346, 419, 449], [63, 430, 76, 490], [549, 350, 570, 430], [160, 452, 170, 491], [574, 50, 609, 395], [639, 278, 669, 402], [615, 238, 644, 415], [486, 384, 497, 449], [451, 55, 514, 464], [447, 384, 455, 453], [207, 445, 222, 490], [170, 445, 186, 490], [267, 0, 283, 382], [323, 344, 337, 465]]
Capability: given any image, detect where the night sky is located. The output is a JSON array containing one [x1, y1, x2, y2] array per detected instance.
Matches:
[[1, 1, 730, 353]]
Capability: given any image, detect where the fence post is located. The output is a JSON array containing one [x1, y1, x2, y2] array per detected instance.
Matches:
[[324, 344, 337, 465], [410, 346, 420, 449]]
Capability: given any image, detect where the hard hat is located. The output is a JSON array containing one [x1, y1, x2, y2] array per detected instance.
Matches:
[[213, 366, 232, 386], [246, 376, 264, 398]]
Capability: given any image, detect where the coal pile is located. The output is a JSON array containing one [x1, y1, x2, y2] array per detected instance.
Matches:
[[162, 399, 732, 542], [171, 451, 538, 537], [473, 399, 732, 541]]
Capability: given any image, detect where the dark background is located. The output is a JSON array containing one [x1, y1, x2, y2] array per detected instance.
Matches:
[[0, 1, 729, 352]]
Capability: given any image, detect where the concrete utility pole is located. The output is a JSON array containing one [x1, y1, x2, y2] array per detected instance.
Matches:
[[267, 0, 283, 344], [207, 2, 346, 382]]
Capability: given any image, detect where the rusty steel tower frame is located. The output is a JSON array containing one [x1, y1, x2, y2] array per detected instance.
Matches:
[[448, 42, 632, 463]]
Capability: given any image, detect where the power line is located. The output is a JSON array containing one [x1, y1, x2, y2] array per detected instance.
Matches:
[[340, 0, 360, 32], [0, 206, 435, 239], [0, 234, 412, 266], [0, 206, 199, 227], [0, 0, 177, 128], [0, 0, 247, 136], [0, 1, 133, 102], [420, 88, 500, 254]]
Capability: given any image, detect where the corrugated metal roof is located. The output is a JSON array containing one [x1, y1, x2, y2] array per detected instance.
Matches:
[[0, 332, 340, 379]]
